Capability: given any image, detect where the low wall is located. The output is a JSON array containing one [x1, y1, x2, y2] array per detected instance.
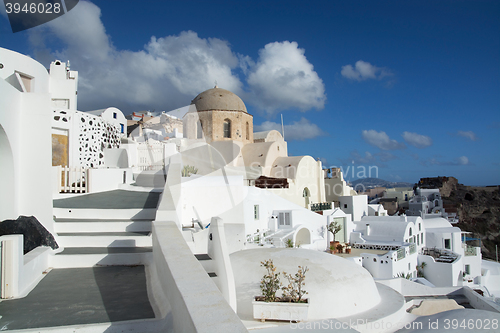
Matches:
[[462, 286, 500, 313], [88, 168, 133, 193], [1, 235, 52, 298], [152, 221, 247, 333], [207, 217, 238, 311], [378, 278, 461, 296]]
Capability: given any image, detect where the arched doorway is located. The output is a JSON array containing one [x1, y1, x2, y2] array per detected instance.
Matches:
[[295, 227, 311, 247], [0, 125, 15, 220]]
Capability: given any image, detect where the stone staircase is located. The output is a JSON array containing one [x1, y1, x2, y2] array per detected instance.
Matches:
[[51, 205, 156, 268]]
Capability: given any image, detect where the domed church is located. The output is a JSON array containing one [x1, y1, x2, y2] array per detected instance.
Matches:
[[183, 86, 254, 144], [182, 86, 326, 209]]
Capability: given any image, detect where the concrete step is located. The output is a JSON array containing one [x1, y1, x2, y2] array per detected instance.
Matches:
[[53, 208, 157, 221], [54, 220, 152, 233], [51, 247, 153, 268], [195, 253, 215, 274], [56, 232, 152, 247]]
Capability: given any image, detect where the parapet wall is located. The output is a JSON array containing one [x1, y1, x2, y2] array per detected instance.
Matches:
[[151, 221, 247, 332]]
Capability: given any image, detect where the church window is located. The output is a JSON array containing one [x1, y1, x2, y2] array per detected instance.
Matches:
[[223, 119, 231, 138]]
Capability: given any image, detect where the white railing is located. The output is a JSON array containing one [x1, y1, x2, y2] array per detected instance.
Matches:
[[137, 139, 165, 171], [59, 166, 89, 193]]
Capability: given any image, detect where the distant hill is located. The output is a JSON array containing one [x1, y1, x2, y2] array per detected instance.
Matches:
[[349, 178, 413, 190]]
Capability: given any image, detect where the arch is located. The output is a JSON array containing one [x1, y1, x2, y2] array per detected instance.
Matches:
[[0, 125, 16, 220], [223, 119, 231, 138], [294, 227, 311, 246]]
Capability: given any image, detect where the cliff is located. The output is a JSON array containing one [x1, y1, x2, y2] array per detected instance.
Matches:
[[418, 177, 500, 260]]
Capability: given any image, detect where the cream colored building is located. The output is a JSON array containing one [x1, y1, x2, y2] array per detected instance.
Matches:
[[183, 86, 253, 144], [179, 86, 325, 208]]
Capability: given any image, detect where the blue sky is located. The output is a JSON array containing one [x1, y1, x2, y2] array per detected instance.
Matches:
[[1, 0, 499, 185]]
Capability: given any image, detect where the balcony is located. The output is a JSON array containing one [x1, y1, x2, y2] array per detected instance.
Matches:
[[463, 244, 477, 256], [409, 243, 416, 255], [422, 247, 459, 263], [397, 248, 406, 261], [311, 202, 332, 212]]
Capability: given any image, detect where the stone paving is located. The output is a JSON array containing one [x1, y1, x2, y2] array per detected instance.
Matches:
[[0, 266, 155, 330]]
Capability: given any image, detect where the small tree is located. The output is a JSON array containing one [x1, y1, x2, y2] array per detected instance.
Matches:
[[259, 260, 281, 302], [182, 165, 198, 177], [417, 262, 427, 278], [327, 221, 342, 242], [286, 238, 294, 248], [282, 266, 309, 303]]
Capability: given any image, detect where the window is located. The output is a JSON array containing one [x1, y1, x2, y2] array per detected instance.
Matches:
[[408, 263, 411, 271], [113, 112, 117, 119], [419, 223, 421, 231], [246, 122, 249, 140], [465, 264, 470, 275], [409, 228, 413, 236], [223, 119, 231, 138], [420, 233, 424, 244], [120, 124, 124, 134], [278, 212, 291, 228], [444, 239, 451, 249], [344, 204, 348, 209], [405, 194, 408, 201], [254, 205, 259, 220]]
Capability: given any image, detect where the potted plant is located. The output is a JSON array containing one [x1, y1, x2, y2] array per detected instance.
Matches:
[[345, 244, 351, 254], [327, 221, 342, 249], [286, 238, 294, 248], [329, 244, 336, 254], [253, 260, 310, 322], [336, 243, 344, 254]]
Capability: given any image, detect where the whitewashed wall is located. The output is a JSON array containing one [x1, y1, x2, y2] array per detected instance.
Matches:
[[0, 48, 54, 234]]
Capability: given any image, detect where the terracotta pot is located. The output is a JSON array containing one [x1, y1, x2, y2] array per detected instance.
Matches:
[[346, 248, 351, 254]]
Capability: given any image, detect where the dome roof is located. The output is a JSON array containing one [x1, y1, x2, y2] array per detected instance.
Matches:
[[231, 248, 381, 320], [191, 86, 247, 113]]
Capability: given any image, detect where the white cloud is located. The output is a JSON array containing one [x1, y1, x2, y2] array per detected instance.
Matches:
[[341, 60, 392, 81], [456, 130, 479, 141], [254, 117, 326, 141], [362, 130, 406, 150], [246, 41, 326, 114], [377, 151, 397, 162], [26, 2, 326, 115], [27, 2, 243, 112], [457, 156, 469, 165], [402, 131, 433, 148], [424, 156, 469, 166]]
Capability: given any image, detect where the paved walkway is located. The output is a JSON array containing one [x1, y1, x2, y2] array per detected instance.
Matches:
[[0, 266, 155, 330], [53, 190, 161, 209]]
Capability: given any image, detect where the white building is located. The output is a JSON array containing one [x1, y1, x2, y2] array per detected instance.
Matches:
[[2, 47, 499, 332]]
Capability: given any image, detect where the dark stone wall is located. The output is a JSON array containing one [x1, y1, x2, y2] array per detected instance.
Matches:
[[0, 216, 58, 254]]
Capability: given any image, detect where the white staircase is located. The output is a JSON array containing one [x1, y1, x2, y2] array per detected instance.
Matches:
[[51, 208, 155, 268]]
